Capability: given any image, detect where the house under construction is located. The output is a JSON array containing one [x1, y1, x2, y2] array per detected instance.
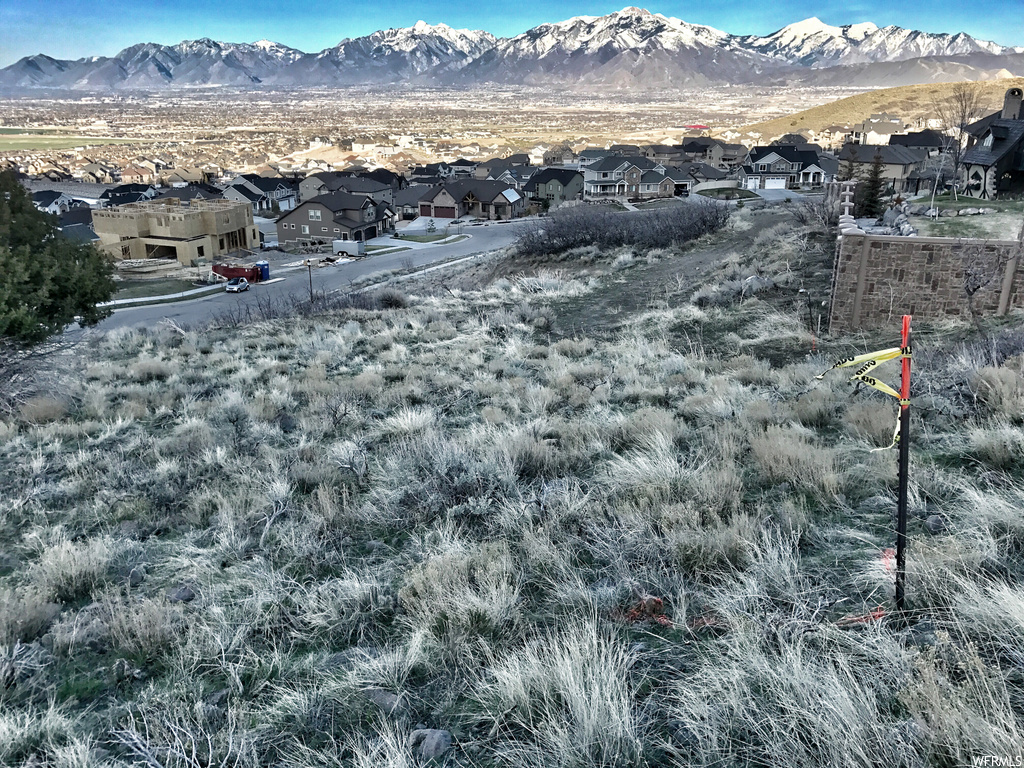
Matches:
[[92, 198, 258, 266]]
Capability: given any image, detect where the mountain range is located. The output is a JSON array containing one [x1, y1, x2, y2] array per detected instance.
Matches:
[[2, 7, 1022, 91]]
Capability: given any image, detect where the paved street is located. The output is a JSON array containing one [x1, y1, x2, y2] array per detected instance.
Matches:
[[86, 220, 529, 333]]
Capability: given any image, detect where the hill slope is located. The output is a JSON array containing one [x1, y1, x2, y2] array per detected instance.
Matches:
[[738, 77, 1024, 139]]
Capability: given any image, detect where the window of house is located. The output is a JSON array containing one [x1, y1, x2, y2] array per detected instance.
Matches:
[[301, 225, 309, 235], [334, 228, 340, 233], [309, 209, 321, 221], [197, 246, 205, 257], [983, 134, 993, 148], [759, 164, 767, 172]]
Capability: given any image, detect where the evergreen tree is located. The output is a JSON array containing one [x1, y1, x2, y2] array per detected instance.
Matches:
[[856, 152, 887, 219], [0, 170, 116, 345], [838, 146, 860, 182]]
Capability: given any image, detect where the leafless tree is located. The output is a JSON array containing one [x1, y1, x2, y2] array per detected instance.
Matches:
[[933, 82, 987, 185]]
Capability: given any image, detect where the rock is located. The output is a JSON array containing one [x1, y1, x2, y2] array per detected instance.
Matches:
[[882, 208, 900, 226], [925, 208, 939, 218], [206, 688, 231, 708], [325, 646, 378, 670], [906, 620, 938, 648], [167, 584, 196, 603], [939, 209, 958, 217], [128, 567, 145, 587], [980, 208, 997, 215], [408, 729, 452, 762], [924, 515, 947, 535], [118, 520, 142, 540], [960, 207, 980, 216], [908, 204, 927, 216], [362, 686, 405, 716]]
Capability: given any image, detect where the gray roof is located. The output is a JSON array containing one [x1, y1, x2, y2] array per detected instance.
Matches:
[[393, 186, 433, 207], [523, 168, 583, 191], [423, 179, 519, 204], [308, 192, 373, 213], [837, 145, 927, 165], [587, 155, 662, 173], [962, 119, 1024, 167]]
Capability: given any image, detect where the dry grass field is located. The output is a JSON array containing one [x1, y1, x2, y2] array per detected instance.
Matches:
[[1, 208, 1023, 767], [741, 78, 1024, 140]]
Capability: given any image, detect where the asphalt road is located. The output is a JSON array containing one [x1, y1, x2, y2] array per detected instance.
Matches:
[[88, 220, 528, 333]]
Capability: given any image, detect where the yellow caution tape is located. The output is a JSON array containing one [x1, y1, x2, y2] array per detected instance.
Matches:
[[818, 346, 911, 451], [815, 347, 902, 379]]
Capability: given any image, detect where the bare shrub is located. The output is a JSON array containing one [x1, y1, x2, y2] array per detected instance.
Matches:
[[972, 365, 1024, 420], [473, 618, 640, 767], [129, 358, 172, 382], [844, 401, 899, 445], [0, 587, 61, 645], [748, 425, 838, 495], [517, 202, 729, 256], [398, 540, 520, 650], [374, 287, 409, 309], [29, 534, 119, 604], [19, 396, 67, 425]]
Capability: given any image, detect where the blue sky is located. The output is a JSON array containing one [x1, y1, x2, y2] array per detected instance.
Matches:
[[1, 0, 1020, 66]]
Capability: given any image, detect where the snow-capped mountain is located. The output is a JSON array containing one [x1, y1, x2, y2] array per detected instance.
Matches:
[[739, 17, 1022, 68], [1, 7, 1021, 90], [444, 7, 781, 86], [275, 21, 496, 84]]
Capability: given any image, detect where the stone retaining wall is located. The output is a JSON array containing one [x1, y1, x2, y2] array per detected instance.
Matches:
[[829, 234, 1022, 331]]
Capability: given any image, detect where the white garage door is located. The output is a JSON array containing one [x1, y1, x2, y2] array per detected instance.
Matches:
[[764, 177, 787, 190], [746, 177, 759, 190]]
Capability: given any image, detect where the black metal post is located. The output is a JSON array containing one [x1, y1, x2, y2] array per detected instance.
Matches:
[[307, 262, 313, 304]]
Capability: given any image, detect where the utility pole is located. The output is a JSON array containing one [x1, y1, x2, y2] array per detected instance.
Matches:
[[895, 315, 912, 612]]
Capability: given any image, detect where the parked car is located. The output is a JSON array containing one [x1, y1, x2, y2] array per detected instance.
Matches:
[[225, 277, 250, 293]]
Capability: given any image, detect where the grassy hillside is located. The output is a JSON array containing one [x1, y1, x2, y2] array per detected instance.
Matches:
[[1, 211, 1023, 766], [739, 78, 1024, 141]]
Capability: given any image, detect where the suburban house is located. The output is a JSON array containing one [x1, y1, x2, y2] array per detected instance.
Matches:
[[961, 88, 1024, 199], [78, 163, 117, 184], [154, 183, 224, 203], [240, 174, 298, 210], [487, 166, 535, 191], [583, 156, 684, 199], [32, 190, 78, 215], [417, 180, 524, 221], [739, 146, 838, 190], [164, 168, 210, 187], [120, 164, 157, 185], [275, 192, 395, 246], [57, 207, 98, 243], [681, 138, 726, 167], [836, 144, 928, 193], [448, 159, 478, 178], [473, 155, 531, 180], [643, 145, 687, 164], [523, 168, 585, 207], [100, 184, 160, 207], [889, 130, 948, 155], [577, 149, 612, 168], [409, 162, 457, 182], [393, 186, 432, 220], [846, 114, 905, 146], [299, 172, 393, 205], [543, 146, 577, 166], [92, 198, 257, 266]]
